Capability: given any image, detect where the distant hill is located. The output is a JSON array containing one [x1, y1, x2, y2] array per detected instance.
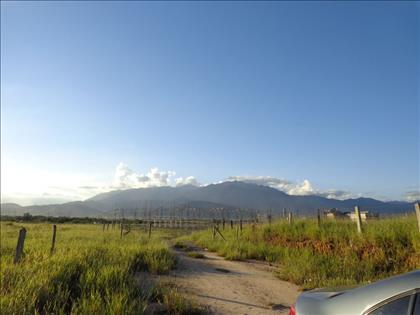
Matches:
[[1, 181, 415, 218], [1, 203, 25, 215]]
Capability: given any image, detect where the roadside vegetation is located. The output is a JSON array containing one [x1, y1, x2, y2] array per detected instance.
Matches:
[[181, 215, 420, 289], [0, 222, 204, 314]]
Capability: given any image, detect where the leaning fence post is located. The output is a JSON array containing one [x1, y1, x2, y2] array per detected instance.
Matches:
[[355, 206, 363, 234], [14, 228, 27, 264], [414, 202, 420, 233], [50, 225, 57, 254], [214, 225, 226, 241]]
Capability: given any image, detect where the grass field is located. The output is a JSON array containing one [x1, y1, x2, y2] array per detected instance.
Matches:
[[0, 222, 203, 315], [2, 216, 419, 314], [181, 215, 420, 289]]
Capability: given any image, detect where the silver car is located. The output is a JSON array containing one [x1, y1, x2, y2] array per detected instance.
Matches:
[[290, 270, 420, 315]]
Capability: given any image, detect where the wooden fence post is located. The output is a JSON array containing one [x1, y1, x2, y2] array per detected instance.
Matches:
[[355, 206, 363, 234], [230, 220, 233, 229], [214, 225, 226, 241], [317, 209, 321, 227], [414, 202, 420, 233], [288, 212, 293, 224], [50, 225, 57, 254], [222, 219, 225, 230], [14, 228, 27, 264], [103, 223, 105, 232], [240, 219, 243, 231], [120, 223, 123, 238], [212, 226, 216, 240], [148, 222, 152, 239]]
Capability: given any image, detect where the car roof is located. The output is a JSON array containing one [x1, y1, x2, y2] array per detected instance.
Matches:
[[297, 270, 420, 315]]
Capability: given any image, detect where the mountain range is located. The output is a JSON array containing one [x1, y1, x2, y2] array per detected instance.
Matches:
[[1, 181, 415, 218]]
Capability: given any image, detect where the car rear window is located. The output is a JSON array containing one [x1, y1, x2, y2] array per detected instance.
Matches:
[[368, 295, 411, 315], [414, 293, 420, 315]]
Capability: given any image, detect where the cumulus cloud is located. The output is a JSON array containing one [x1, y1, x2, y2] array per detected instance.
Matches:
[[316, 189, 359, 200], [175, 176, 199, 187], [287, 179, 315, 195], [113, 163, 201, 189], [227, 176, 316, 195], [226, 175, 356, 200], [114, 163, 176, 189], [404, 190, 420, 202]]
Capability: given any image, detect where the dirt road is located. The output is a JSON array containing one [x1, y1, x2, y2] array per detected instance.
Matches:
[[164, 249, 299, 315]]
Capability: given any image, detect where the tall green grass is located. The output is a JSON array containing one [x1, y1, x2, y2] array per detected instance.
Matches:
[[0, 222, 202, 314], [184, 216, 420, 289]]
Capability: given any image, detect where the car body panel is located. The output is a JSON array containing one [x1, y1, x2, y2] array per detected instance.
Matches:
[[295, 270, 420, 315]]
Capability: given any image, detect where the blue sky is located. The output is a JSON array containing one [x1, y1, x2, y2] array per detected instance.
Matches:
[[1, 1, 419, 205]]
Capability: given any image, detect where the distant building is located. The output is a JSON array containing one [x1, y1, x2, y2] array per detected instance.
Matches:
[[323, 208, 348, 219], [348, 210, 379, 221]]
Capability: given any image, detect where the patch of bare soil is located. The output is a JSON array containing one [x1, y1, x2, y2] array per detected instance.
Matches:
[[161, 249, 299, 315]]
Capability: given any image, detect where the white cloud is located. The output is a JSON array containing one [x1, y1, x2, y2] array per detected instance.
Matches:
[[114, 163, 200, 188], [287, 179, 315, 195], [404, 190, 420, 202], [175, 176, 199, 187], [114, 163, 176, 189], [227, 176, 294, 192], [316, 189, 360, 200], [227, 176, 316, 196], [226, 175, 356, 200]]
